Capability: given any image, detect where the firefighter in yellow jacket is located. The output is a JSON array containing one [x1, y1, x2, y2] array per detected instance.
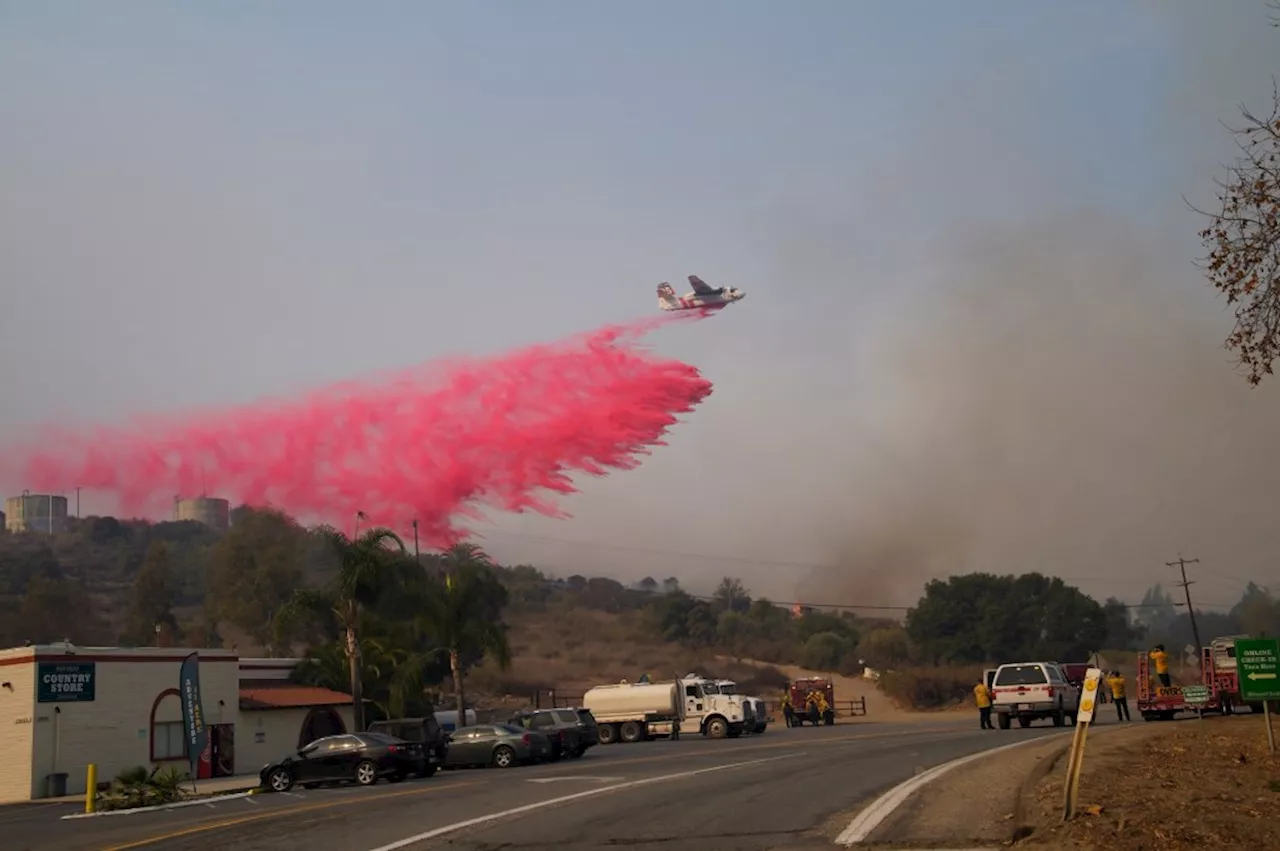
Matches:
[[1106, 670, 1130, 722], [805, 690, 821, 725], [815, 691, 831, 725], [974, 678, 994, 729], [1150, 644, 1171, 688], [781, 691, 795, 727]]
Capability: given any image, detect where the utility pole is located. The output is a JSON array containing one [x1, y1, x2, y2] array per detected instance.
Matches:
[[1167, 555, 1204, 662], [412, 519, 420, 566]]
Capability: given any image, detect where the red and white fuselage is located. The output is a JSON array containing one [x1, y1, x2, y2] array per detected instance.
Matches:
[[657, 275, 746, 312]]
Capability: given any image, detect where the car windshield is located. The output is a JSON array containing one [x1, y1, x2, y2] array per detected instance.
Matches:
[[994, 665, 1049, 686], [718, 683, 737, 694], [700, 682, 720, 694]]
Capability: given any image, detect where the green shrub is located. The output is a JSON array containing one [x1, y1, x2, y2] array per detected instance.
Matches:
[[96, 765, 193, 812], [879, 666, 984, 710]]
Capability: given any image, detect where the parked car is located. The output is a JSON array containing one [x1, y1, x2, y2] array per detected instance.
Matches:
[[367, 715, 448, 777], [259, 732, 422, 793], [571, 707, 601, 748], [443, 724, 552, 768], [990, 662, 1081, 728], [508, 708, 596, 760]]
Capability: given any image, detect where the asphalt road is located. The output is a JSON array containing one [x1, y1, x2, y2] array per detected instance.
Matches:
[[1, 716, 1102, 851]]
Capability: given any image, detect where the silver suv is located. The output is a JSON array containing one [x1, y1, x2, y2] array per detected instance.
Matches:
[[991, 661, 1080, 728]]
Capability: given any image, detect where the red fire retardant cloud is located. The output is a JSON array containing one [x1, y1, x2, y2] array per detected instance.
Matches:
[[15, 314, 713, 545]]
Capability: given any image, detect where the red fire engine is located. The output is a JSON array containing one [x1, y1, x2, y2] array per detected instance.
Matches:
[[1136, 636, 1261, 720], [788, 677, 836, 726]]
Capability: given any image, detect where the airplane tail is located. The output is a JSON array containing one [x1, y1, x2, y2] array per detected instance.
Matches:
[[657, 282, 678, 310]]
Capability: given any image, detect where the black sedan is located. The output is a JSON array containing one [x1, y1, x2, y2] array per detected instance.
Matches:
[[442, 724, 552, 768], [260, 732, 422, 792]]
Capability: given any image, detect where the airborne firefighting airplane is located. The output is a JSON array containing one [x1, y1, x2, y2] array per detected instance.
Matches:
[[656, 275, 746, 312]]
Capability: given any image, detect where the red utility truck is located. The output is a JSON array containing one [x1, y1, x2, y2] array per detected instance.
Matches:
[[788, 677, 836, 726]]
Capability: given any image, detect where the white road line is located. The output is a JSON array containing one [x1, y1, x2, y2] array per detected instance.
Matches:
[[526, 776, 626, 784], [60, 791, 256, 820], [363, 753, 798, 851], [834, 734, 1067, 845]]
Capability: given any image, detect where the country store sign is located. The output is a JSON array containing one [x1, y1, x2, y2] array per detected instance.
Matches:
[[37, 662, 96, 703]]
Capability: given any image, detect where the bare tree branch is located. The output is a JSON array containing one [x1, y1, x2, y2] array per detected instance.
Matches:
[[1193, 75, 1280, 385]]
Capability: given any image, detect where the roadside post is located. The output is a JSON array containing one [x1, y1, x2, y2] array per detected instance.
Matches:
[[1235, 637, 1279, 753], [1062, 666, 1103, 821], [84, 763, 96, 814]]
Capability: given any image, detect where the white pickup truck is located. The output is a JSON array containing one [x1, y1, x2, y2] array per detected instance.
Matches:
[[990, 661, 1080, 729]]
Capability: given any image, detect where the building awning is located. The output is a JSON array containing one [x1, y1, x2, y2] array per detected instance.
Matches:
[[239, 686, 353, 710]]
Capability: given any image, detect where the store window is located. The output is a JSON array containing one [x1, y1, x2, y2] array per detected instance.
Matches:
[[150, 689, 186, 762]]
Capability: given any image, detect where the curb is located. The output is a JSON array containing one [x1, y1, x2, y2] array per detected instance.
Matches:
[[60, 789, 259, 820], [1010, 740, 1071, 841]]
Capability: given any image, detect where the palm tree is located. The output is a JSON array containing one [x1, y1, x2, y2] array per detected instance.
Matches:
[[421, 544, 512, 716], [439, 541, 492, 574], [279, 525, 408, 732], [293, 629, 444, 721]]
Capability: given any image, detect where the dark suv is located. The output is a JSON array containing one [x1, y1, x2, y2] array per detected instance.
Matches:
[[571, 708, 600, 748], [508, 708, 596, 760], [366, 715, 448, 777]]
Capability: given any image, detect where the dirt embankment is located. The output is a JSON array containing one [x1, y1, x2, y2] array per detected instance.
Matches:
[[724, 657, 947, 721], [1019, 714, 1280, 849]]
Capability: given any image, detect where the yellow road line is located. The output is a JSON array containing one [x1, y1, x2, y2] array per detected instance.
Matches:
[[97, 781, 479, 851]]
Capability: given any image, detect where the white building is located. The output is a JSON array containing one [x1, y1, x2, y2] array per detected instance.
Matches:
[[0, 645, 353, 803]]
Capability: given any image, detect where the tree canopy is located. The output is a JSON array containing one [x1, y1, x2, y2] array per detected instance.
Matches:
[[1196, 16, 1280, 384], [905, 572, 1108, 665]]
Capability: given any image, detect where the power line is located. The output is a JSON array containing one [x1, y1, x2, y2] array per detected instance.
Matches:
[[1167, 555, 1204, 654]]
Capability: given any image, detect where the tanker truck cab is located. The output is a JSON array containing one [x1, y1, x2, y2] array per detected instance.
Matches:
[[716, 679, 768, 734], [681, 675, 747, 739]]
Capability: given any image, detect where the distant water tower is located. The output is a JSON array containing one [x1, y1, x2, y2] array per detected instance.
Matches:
[[4, 493, 69, 533], [175, 497, 230, 531]]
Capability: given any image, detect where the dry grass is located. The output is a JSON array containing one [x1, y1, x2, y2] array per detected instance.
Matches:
[[467, 602, 789, 703], [1019, 714, 1280, 850], [878, 665, 985, 710]]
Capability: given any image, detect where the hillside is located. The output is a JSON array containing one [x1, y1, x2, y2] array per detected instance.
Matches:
[[467, 606, 794, 701]]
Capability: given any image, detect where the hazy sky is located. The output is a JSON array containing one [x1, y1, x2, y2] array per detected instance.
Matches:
[[2, 1, 1277, 611]]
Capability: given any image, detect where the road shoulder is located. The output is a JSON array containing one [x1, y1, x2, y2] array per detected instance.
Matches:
[[848, 732, 1071, 848]]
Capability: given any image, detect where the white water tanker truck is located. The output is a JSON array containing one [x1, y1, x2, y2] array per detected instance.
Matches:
[[583, 676, 747, 743]]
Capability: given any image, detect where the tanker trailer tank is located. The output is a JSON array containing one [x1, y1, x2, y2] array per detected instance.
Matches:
[[582, 681, 683, 744]]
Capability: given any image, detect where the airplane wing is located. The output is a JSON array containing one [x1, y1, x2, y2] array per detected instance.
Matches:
[[688, 275, 716, 295]]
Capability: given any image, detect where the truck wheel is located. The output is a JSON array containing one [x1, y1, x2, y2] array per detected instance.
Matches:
[[823, 711, 835, 726], [998, 713, 1011, 729], [1018, 717, 1032, 728], [705, 717, 729, 739], [1052, 707, 1065, 727], [619, 722, 643, 743], [598, 723, 618, 744]]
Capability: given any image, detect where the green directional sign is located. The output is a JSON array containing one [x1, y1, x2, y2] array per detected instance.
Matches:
[[1181, 684, 1211, 706], [1234, 638, 1280, 702]]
